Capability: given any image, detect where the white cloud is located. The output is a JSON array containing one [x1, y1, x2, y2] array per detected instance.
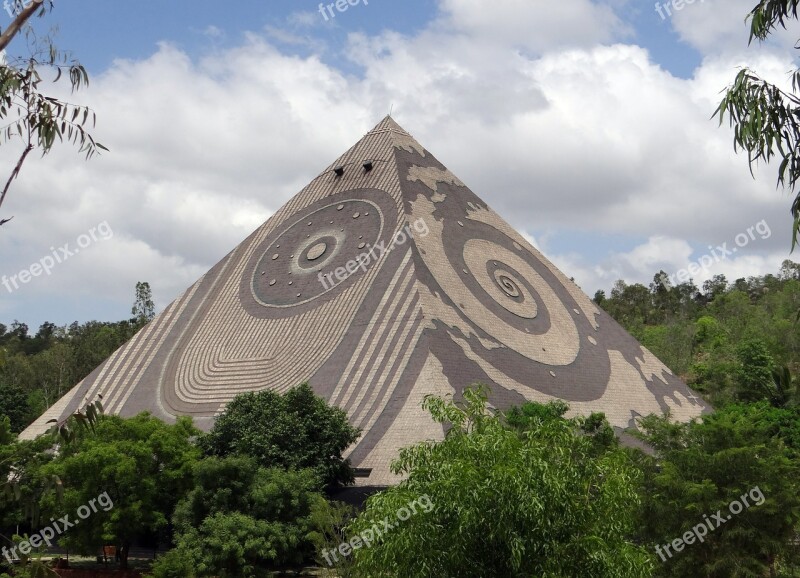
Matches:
[[669, 0, 799, 56], [438, 0, 630, 52], [0, 0, 795, 329]]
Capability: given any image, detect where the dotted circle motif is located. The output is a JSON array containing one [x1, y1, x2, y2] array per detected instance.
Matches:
[[248, 190, 398, 310]]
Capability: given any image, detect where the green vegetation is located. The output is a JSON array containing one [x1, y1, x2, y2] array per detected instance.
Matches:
[[199, 384, 360, 489], [715, 0, 800, 248], [1, 263, 799, 576], [635, 403, 800, 577], [0, 284, 152, 434], [346, 388, 652, 578], [40, 414, 200, 569], [594, 262, 800, 409], [0, 382, 356, 576], [156, 456, 329, 577]]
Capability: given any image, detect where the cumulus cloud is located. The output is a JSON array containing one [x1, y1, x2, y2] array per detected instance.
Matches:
[[0, 0, 794, 329], [669, 0, 799, 56], [437, 0, 630, 52]]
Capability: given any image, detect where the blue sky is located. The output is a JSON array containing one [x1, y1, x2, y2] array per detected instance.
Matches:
[[21, 1, 439, 72], [0, 0, 795, 330], [21, 1, 702, 77]]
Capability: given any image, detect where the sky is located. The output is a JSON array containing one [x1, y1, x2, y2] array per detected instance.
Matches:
[[0, 0, 798, 331]]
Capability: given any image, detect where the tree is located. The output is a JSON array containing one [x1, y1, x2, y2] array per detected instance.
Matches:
[[735, 338, 776, 402], [69, 320, 138, 379], [702, 274, 728, 302], [159, 456, 329, 577], [715, 0, 800, 249], [40, 413, 200, 569], [0, 1, 106, 227], [768, 365, 799, 407], [200, 384, 360, 489], [0, 418, 58, 530], [345, 387, 652, 577], [0, 381, 30, 432], [131, 281, 155, 326], [634, 403, 800, 577]]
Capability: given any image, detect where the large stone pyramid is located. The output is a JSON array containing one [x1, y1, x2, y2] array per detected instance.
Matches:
[[22, 117, 707, 484]]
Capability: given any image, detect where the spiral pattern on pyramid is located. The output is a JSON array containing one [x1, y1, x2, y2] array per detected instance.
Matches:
[[22, 117, 707, 484]]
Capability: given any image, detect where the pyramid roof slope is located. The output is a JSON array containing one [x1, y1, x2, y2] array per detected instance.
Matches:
[[21, 117, 707, 485]]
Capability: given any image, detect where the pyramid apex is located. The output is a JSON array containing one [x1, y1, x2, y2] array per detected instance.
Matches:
[[367, 115, 411, 136]]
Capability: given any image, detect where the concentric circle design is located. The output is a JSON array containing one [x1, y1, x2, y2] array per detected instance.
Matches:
[[465, 249, 537, 319], [459, 239, 579, 363], [246, 189, 399, 311], [293, 232, 344, 273], [495, 271, 521, 298], [411, 199, 581, 366]]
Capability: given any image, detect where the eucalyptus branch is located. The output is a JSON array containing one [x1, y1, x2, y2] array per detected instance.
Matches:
[[0, 0, 45, 52]]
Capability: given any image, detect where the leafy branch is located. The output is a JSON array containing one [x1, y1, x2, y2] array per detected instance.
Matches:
[[0, 7, 106, 227], [714, 0, 800, 250], [45, 393, 104, 443]]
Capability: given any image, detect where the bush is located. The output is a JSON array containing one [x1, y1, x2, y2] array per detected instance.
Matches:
[[150, 549, 196, 578]]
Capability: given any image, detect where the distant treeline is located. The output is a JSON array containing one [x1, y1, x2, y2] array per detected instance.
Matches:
[[0, 282, 155, 432], [594, 259, 800, 407]]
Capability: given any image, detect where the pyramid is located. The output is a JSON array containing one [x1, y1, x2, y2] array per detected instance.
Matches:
[[21, 117, 707, 484]]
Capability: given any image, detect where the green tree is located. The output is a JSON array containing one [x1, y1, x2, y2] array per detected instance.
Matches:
[[131, 281, 155, 326], [735, 338, 776, 402], [702, 274, 728, 303], [715, 0, 800, 248], [41, 413, 200, 569], [634, 403, 800, 577], [0, 420, 57, 531], [345, 387, 652, 578], [200, 384, 360, 489], [159, 456, 328, 577], [768, 365, 799, 407], [69, 320, 137, 379], [0, 381, 30, 432]]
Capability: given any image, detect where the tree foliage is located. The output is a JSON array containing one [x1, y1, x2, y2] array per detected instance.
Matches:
[[200, 383, 360, 489], [715, 0, 800, 248], [40, 413, 200, 569], [345, 387, 652, 578], [131, 281, 155, 326], [595, 262, 800, 408], [634, 403, 800, 577], [0, 284, 152, 433], [159, 456, 328, 577], [0, 4, 106, 226]]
